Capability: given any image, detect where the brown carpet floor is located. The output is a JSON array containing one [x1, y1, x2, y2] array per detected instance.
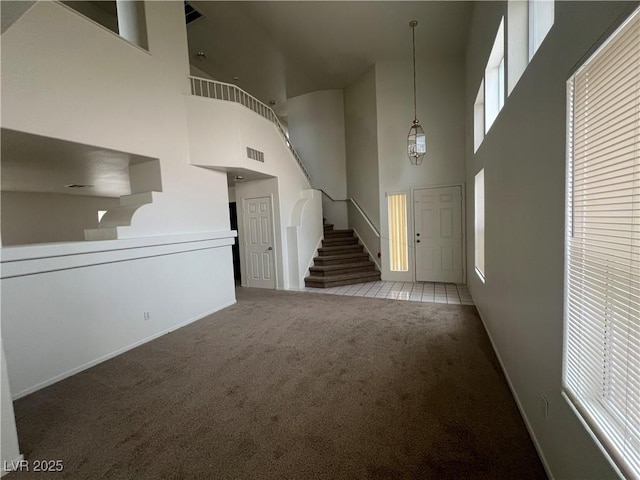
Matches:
[[7, 288, 547, 479]]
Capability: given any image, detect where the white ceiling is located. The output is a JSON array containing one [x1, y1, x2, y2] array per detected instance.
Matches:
[[1, 129, 155, 198], [1, 2, 473, 198], [187, 1, 473, 109]]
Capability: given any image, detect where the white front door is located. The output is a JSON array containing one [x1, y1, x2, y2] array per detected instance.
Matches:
[[243, 196, 276, 289], [414, 186, 463, 283]]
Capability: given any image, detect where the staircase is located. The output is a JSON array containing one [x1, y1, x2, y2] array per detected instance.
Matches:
[[304, 224, 381, 288]]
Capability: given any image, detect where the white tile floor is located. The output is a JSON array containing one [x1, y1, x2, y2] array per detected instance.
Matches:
[[304, 281, 474, 305]]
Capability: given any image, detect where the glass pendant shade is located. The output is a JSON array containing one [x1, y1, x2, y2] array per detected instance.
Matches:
[[407, 121, 426, 165]]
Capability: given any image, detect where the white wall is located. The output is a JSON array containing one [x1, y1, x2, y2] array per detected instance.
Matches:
[[1, 192, 119, 245], [375, 59, 466, 281], [344, 66, 381, 262], [0, 0, 237, 417], [1, 340, 22, 475], [1, 233, 236, 398], [465, 2, 638, 478], [235, 180, 322, 291], [288, 90, 348, 229], [1, 1, 230, 238], [186, 92, 317, 291]]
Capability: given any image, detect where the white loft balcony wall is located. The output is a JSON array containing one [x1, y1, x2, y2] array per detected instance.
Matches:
[[186, 95, 310, 186], [0, 1, 230, 237]]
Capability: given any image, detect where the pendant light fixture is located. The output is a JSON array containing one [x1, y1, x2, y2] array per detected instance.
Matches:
[[407, 20, 426, 165]]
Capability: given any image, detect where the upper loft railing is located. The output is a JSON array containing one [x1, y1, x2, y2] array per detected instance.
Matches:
[[188, 76, 311, 181]]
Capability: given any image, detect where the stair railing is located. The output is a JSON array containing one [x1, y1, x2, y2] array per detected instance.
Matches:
[[319, 190, 380, 239], [188, 76, 311, 181]]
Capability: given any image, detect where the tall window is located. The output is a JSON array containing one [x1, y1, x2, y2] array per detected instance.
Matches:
[[485, 18, 505, 133], [388, 193, 408, 272], [564, 7, 640, 479], [475, 169, 485, 281], [474, 80, 485, 152], [508, 0, 529, 94], [529, 0, 554, 60]]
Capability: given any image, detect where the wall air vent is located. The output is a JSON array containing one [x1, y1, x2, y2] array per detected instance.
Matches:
[[246, 147, 265, 163], [185, 1, 203, 25]]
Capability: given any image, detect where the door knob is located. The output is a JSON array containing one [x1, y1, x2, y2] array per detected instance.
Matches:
[[268, 247, 273, 250], [416, 240, 421, 243]]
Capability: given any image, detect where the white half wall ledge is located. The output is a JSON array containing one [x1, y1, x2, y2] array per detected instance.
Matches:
[[1, 231, 237, 279], [287, 189, 323, 289], [2, 236, 237, 398]]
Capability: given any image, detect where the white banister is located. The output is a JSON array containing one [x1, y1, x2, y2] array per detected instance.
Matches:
[[319, 189, 380, 238], [188, 76, 311, 181]]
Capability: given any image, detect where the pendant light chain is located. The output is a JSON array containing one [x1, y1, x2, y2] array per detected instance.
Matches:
[[412, 21, 418, 123], [407, 19, 425, 165]]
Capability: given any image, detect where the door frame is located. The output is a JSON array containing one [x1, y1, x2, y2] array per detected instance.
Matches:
[[411, 183, 466, 284], [241, 194, 277, 289]]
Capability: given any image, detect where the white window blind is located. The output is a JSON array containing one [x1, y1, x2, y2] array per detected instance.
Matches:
[[475, 169, 486, 281], [564, 7, 640, 480], [388, 193, 408, 272]]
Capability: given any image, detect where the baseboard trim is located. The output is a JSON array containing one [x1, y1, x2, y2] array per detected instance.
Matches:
[[1, 454, 24, 477], [352, 228, 381, 270], [474, 303, 555, 480], [11, 300, 237, 400]]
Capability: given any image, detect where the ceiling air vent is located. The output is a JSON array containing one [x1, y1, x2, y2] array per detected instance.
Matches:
[[185, 1, 203, 25]]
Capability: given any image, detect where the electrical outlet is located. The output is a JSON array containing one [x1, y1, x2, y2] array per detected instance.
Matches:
[[541, 394, 549, 419], [143, 312, 151, 321]]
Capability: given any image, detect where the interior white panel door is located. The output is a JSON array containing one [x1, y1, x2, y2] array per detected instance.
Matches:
[[414, 186, 463, 283], [243, 196, 275, 289]]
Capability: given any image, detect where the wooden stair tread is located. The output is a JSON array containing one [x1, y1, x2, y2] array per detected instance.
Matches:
[[322, 238, 359, 246], [310, 261, 374, 273], [305, 271, 381, 287], [324, 229, 354, 237], [318, 244, 362, 252], [313, 252, 368, 262]]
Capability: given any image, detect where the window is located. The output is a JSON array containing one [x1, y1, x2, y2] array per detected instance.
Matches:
[[474, 80, 485, 152], [97, 210, 107, 223], [485, 18, 505, 133], [474, 169, 485, 281], [62, 1, 148, 50], [529, 0, 554, 60], [564, 7, 640, 479], [388, 193, 408, 272], [507, 1, 529, 94]]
